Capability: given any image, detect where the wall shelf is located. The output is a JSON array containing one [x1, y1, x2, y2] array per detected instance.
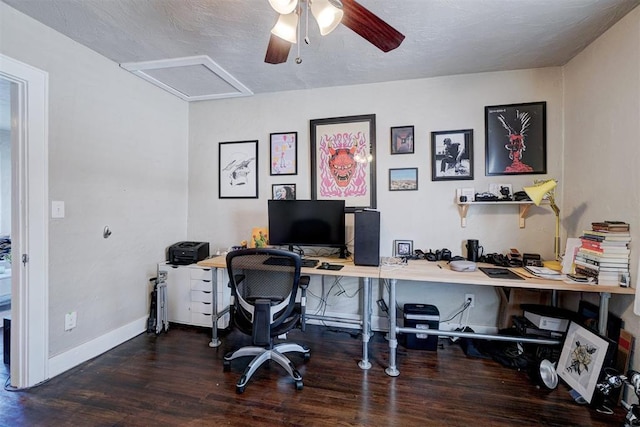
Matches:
[[456, 200, 548, 228]]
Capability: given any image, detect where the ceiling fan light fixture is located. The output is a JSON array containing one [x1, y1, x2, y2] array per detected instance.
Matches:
[[310, 0, 344, 36], [268, 0, 298, 15], [271, 12, 299, 44]]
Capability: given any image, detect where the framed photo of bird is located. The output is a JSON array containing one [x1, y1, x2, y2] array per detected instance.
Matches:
[[219, 140, 258, 199]]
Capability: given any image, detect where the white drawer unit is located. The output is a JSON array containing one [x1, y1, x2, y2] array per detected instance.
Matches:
[[159, 262, 230, 329]]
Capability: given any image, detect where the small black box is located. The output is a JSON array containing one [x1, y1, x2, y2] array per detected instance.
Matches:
[[403, 304, 439, 351], [167, 241, 209, 265]]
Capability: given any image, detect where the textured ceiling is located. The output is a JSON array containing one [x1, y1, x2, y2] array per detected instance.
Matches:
[[2, 0, 640, 101]]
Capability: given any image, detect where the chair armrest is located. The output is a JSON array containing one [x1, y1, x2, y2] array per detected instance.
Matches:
[[299, 275, 310, 290]]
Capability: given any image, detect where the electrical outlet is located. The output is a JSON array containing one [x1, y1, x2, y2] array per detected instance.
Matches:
[[465, 294, 475, 308], [65, 311, 77, 331]]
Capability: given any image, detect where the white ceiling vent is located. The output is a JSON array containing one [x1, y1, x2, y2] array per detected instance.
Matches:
[[120, 56, 253, 101]]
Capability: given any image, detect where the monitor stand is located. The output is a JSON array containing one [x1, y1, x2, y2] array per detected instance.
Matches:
[[339, 246, 347, 259]]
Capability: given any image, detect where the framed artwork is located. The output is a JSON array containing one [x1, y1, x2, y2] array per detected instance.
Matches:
[[270, 132, 297, 175], [389, 168, 418, 191], [218, 140, 258, 199], [557, 321, 613, 404], [431, 129, 474, 181], [394, 240, 413, 257], [272, 184, 296, 200], [485, 101, 547, 176], [310, 114, 376, 211], [391, 125, 414, 154]]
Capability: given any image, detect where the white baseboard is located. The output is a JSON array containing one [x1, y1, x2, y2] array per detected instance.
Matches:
[[48, 316, 147, 379]]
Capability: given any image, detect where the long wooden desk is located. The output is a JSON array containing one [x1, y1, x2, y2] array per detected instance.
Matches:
[[197, 255, 379, 370], [379, 260, 636, 377]]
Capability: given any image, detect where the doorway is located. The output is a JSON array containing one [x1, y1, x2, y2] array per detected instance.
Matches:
[[0, 54, 49, 388]]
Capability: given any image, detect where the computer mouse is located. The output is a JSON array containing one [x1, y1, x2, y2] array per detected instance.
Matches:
[[321, 262, 330, 269]]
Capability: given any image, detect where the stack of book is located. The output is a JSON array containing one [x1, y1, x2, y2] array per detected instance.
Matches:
[[574, 221, 631, 286]]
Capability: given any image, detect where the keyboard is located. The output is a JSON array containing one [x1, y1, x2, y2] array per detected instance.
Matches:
[[264, 257, 319, 268]]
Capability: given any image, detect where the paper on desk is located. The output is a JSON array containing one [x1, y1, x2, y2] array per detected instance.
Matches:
[[562, 237, 582, 274], [524, 266, 566, 280]]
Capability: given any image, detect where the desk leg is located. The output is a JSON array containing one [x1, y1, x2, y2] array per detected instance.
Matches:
[[209, 267, 222, 348], [598, 292, 611, 336], [385, 278, 400, 377], [358, 277, 372, 370]]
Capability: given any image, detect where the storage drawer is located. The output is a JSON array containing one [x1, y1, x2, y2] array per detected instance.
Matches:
[[191, 279, 212, 291], [190, 301, 213, 314], [191, 290, 213, 303], [190, 267, 212, 281], [191, 311, 213, 327]]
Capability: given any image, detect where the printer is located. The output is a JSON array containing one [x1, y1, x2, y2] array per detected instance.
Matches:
[[167, 241, 210, 265]]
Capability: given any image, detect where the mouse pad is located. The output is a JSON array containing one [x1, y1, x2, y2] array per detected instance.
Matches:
[[479, 267, 524, 280], [317, 264, 344, 271]]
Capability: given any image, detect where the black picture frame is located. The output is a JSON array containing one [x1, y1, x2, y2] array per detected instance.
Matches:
[[310, 114, 376, 211], [272, 183, 296, 200], [390, 125, 414, 154], [485, 101, 547, 176], [218, 140, 258, 199], [431, 129, 474, 181], [269, 132, 297, 176], [389, 168, 418, 191], [394, 240, 413, 257]]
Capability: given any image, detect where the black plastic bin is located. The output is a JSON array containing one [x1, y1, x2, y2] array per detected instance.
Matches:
[[403, 304, 439, 351]]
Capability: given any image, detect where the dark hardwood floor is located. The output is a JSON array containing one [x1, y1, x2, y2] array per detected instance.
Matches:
[[0, 324, 626, 426]]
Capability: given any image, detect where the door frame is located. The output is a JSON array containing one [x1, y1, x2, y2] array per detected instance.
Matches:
[[0, 54, 49, 388]]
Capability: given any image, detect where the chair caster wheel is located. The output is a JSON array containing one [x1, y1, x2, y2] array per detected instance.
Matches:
[[303, 352, 311, 362], [295, 380, 303, 391], [223, 361, 231, 372], [236, 385, 245, 394]]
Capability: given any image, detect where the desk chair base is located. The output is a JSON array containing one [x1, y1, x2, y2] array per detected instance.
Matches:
[[223, 343, 310, 394]]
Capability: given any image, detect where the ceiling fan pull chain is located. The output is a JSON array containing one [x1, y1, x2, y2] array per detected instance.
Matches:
[[295, 1, 305, 64]]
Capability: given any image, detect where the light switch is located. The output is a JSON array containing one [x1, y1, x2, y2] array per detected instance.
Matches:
[[52, 201, 65, 218]]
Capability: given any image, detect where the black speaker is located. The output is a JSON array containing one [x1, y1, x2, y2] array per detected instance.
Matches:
[[354, 210, 380, 266]]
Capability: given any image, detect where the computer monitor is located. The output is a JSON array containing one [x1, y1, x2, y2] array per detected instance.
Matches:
[[268, 199, 346, 257]]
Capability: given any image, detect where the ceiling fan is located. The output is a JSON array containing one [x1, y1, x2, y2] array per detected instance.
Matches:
[[265, 0, 405, 64]]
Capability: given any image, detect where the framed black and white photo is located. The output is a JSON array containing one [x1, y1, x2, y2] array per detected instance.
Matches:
[[390, 125, 414, 154], [394, 240, 413, 257], [218, 140, 258, 199], [272, 184, 296, 200], [431, 129, 473, 181], [485, 101, 546, 176], [557, 321, 614, 404], [270, 132, 297, 175], [389, 168, 418, 191], [310, 114, 376, 211]]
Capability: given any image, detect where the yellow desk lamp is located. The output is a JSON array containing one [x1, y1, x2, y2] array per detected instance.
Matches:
[[523, 179, 561, 271]]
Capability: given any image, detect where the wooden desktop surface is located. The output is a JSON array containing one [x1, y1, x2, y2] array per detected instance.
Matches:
[[379, 259, 636, 294], [199, 255, 635, 294]]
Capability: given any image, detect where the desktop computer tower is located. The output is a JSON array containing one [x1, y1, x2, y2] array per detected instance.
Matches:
[[354, 210, 380, 266]]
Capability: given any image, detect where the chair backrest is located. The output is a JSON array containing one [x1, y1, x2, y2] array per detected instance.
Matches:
[[226, 248, 302, 330]]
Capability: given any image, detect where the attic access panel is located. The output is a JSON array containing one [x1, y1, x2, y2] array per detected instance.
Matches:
[[120, 55, 252, 101]]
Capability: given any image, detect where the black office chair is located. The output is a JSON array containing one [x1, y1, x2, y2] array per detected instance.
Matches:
[[223, 248, 310, 393]]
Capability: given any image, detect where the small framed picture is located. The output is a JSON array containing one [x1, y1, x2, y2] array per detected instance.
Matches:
[[389, 168, 418, 191], [431, 129, 474, 181], [270, 132, 297, 176], [272, 184, 296, 200], [391, 126, 414, 154], [394, 240, 413, 257]]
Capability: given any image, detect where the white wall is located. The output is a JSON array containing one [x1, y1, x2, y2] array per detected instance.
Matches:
[[563, 7, 640, 368], [0, 3, 190, 357], [188, 68, 565, 327]]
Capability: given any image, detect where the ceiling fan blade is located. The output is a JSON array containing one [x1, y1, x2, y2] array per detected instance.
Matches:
[[341, 0, 405, 52], [265, 34, 292, 64]]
